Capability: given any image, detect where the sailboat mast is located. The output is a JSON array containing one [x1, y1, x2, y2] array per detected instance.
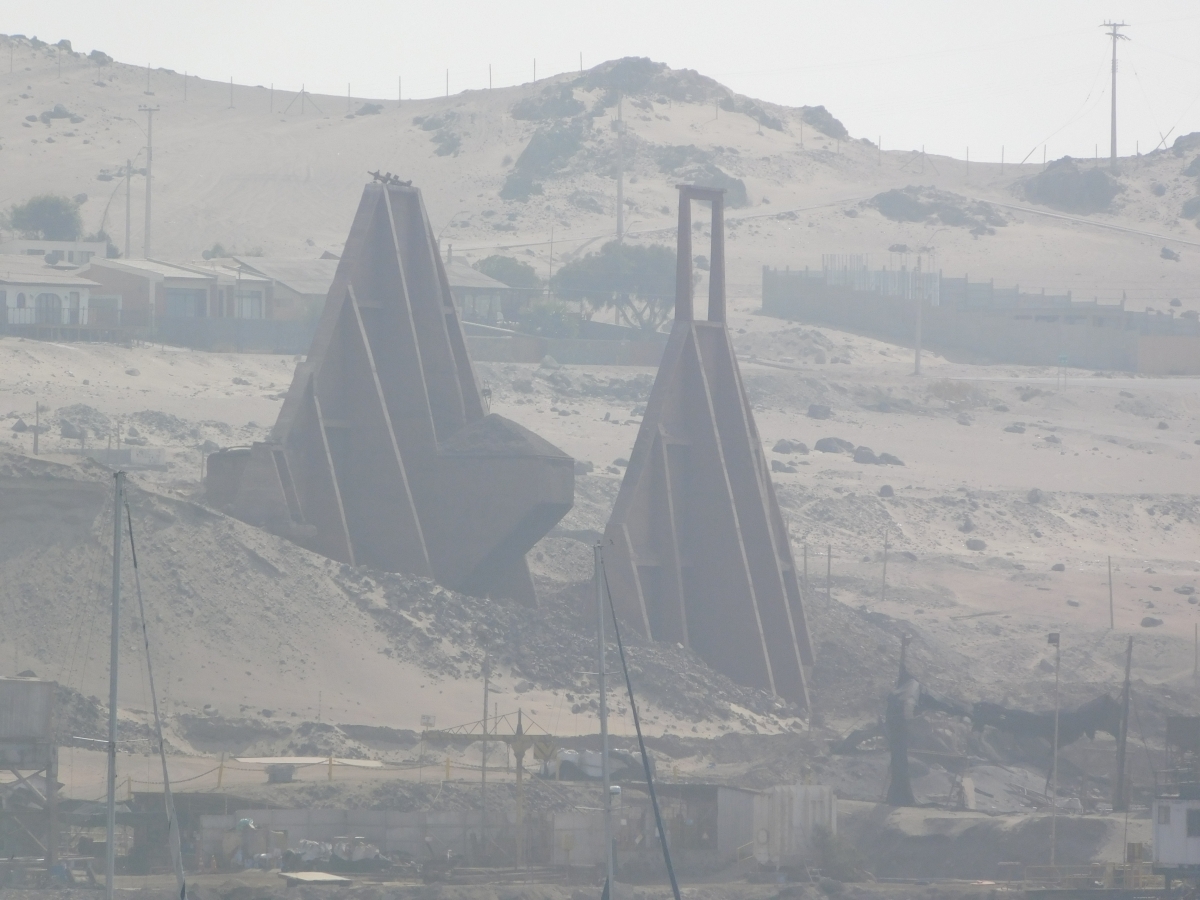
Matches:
[[106, 471, 124, 900]]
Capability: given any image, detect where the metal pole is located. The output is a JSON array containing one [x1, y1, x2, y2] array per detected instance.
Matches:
[[616, 95, 624, 242], [1104, 23, 1128, 170], [1114, 636, 1132, 811], [826, 544, 832, 602], [480, 654, 489, 861], [596, 544, 615, 898], [1049, 633, 1061, 867], [106, 471, 125, 900]]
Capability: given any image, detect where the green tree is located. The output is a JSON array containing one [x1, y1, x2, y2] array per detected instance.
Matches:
[[551, 241, 676, 332], [7, 194, 83, 240], [474, 255, 542, 289]]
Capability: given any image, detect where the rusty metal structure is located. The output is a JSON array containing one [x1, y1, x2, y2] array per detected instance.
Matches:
[[602, 185, 813, 709], [209, 180, 573, 603]]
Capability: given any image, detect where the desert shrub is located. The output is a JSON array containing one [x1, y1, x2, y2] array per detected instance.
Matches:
[[927, 379, 990, 408], [552, 241, 675, 332], [813, 825, 869, 882]]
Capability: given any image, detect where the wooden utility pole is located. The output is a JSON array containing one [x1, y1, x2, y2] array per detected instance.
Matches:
[[880, 527, 889, 602], [1103, 22, 1129, 170], [1114, 636, 1133, 811], [1108, 556, 1114, 629], [139, 106, 158, 261]]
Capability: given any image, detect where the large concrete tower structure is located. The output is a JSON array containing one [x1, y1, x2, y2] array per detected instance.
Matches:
[[602, 185, 813, 708], [209, 179, 573, 604]]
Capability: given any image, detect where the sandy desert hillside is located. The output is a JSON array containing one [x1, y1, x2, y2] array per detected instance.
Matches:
[[2, 37, 1199, 312], [0, 38, 1199, 816]]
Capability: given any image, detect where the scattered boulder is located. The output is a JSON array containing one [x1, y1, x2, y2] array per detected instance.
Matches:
[[1175, 585, 1196, 596], [965, 539, 987, 551], [59, 420, 83, 440], [771, 460, 797, 474], [1161, 247, 1181, 262], [1067, 599, 1080, 607], [1044, 434, 1061, 444], [1027, 488, 1044, 504], [772, 439, 809, 454], [539, 355, 560, 370], [1140, 617, 1163, 628], [1051, 563, 1066, 572], [511, 378, 534, 393], [1022, 157, 1121, 214], [807, 404, 832, 420], [956, 413, 972, 426], [232, 377, 251, 385], [124, 368, 140, 376], [877, 453, 905, 466], [852, 446, 878, 464], [879, 485, 894, 498], [574, 460, 594, 475], [958, 516, 975, 533], [11, 418, 28, 433], [1005, 423, 1026, 434], [613, 458, 629, 468], [815, 437, 855, 454], [1157, 421, 1170, 430]]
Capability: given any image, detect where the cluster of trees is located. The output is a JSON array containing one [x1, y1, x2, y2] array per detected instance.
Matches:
[[2, 193, 120, 257], [473, 240, 678, 336], [4, 194, 83, 240]]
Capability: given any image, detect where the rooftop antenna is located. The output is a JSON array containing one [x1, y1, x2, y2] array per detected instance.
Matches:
[[1102, 22, 1129, 170]]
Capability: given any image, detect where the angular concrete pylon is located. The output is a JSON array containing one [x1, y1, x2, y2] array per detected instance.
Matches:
[[217, 181, 573, 604], [602, 185, 813, 708]]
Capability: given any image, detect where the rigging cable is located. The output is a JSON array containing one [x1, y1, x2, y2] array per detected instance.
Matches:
[[601, 554, 681, 900], [125, 500, 187, 900]]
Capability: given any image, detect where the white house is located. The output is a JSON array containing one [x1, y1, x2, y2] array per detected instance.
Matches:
[[0, 256, 99, 327]]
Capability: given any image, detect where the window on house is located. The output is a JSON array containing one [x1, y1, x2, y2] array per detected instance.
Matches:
[[16, 293, 25, 308], [235, 289, 264, 320], [1160, 805, 1171, 825], [164, 288, 208, 318], [1188, 809, 1200, 837], [0, 290, 6, 305]]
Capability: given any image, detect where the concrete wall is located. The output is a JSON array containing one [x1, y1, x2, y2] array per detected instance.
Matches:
[[1138, 335, 1200, 376], [763, 268, 1200, 373], [466, 335, 665, 366]]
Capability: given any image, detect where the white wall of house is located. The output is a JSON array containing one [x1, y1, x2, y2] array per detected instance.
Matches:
[[1153, 798, 1200, 867], [1, 282, 91, 325], [0, 240, 107, 266]]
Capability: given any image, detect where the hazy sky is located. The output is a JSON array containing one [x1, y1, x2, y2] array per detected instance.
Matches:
[[4, 1, 1199, 162]]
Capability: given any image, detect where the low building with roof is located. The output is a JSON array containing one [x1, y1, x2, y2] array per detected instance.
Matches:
[[232, 257, 339, 323]]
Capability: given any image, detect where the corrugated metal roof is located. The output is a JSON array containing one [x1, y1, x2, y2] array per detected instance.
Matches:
[[445, 259, 512, 291], [87, 258, 212, 280], [233, 258, 340, 296]]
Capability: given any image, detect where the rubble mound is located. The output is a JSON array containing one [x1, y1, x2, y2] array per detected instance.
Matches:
[[1022, 157, 1121, 214], [869, 186, 1006, 233]]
